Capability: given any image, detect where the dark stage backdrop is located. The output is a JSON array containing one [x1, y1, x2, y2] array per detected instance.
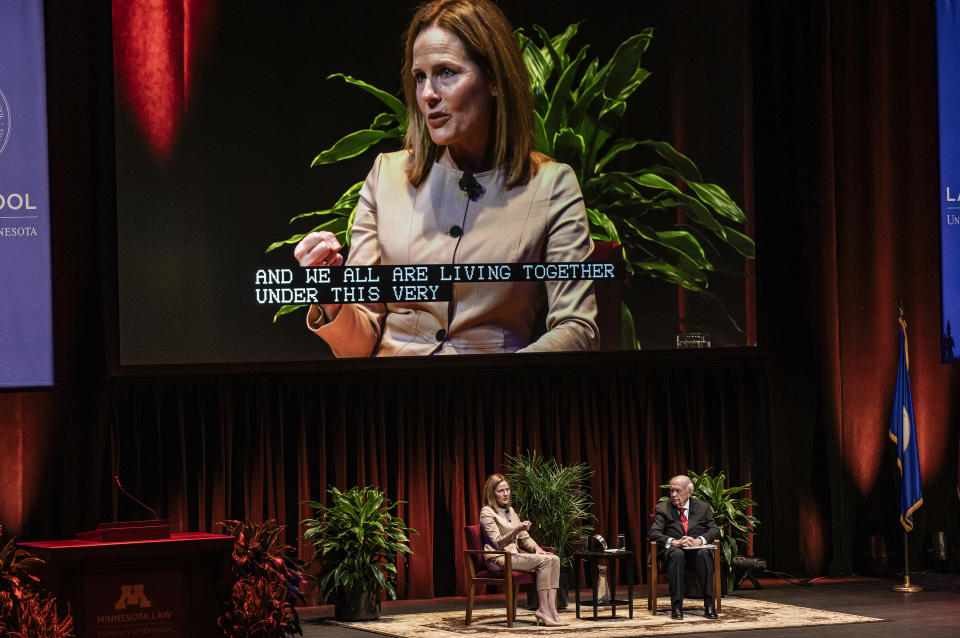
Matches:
[[2, 0, 960, 597]]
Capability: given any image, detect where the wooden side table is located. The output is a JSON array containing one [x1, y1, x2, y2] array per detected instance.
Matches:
[[573, 550, 634, 620]]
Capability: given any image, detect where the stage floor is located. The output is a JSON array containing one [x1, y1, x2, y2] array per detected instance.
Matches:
[[298, 574, 960, 637]]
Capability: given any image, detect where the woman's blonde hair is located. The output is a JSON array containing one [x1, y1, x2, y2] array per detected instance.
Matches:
[[402, 0, 535, 188], [482, 473, 509, 510]]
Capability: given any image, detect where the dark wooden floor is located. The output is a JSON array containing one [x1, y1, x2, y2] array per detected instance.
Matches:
[[298, 573, 960, 637]]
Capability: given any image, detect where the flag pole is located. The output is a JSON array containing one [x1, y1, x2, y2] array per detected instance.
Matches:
[[891, 299, 922, 593], [892, 529, 922, 592]]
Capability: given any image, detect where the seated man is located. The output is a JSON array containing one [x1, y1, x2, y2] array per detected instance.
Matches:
[[648, 474, 720, 620]]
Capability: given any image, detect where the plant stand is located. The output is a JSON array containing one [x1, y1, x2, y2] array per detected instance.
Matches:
[[574, 550, 634, 620]]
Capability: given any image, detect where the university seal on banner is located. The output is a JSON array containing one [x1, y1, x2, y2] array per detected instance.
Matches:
[[0, 88, 10, 156]]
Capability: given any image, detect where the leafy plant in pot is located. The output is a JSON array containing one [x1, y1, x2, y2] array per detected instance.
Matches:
[[217, 519, 306, 638], [301, 486, 416, 621], [659, 468, 759, 593], [505, 452, 594, 609], [0, 525, 74, 637]]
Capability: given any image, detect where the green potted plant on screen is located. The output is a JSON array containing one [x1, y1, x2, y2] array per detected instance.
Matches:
[[659, 468, 759, 592], [267, 24, 755, 344], [301, 486, 416, 621], [505, 451, 594, 608]]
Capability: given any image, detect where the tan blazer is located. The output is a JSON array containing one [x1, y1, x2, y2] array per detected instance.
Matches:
[[479, 505, 537, 569], [307, 151, 599, 357]]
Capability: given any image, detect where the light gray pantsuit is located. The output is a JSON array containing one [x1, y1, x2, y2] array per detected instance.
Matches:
[[480, 505, 560, 591]]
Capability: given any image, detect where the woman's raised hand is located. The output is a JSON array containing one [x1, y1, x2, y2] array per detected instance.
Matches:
[[294, 231, 344, 268], [507, 519, 531, 541], [294, 230, 345, 318]]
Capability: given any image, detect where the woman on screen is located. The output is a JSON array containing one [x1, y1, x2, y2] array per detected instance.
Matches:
[[479, 474, 565, 626], [294, 0, 598, 357]]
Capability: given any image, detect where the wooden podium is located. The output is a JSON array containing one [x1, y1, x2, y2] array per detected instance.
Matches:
[[19, 531, 233, 638]]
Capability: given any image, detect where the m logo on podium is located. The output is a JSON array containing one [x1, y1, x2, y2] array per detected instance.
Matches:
[[114, 584, 152, 610]]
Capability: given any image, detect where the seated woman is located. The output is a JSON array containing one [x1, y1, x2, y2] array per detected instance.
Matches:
[[479, 474, 565, 626]]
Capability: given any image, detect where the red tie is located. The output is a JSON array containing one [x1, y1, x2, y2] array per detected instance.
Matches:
[[680, 508, 688, 534]]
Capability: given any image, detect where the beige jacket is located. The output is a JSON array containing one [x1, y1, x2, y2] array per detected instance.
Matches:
[[306, 151, 599, 357], [479, 505, 537, 568]]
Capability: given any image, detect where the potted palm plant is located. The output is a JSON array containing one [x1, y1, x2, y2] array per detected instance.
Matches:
[[659, 468, 759, 592], [505, 451, 594, 609], [301, 486, 416, 621]]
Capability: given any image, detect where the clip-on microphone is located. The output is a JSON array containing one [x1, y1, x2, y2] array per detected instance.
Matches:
[[459, 170, 481, 200]]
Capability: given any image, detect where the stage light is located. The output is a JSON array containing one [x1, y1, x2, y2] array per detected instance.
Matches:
[[732, 555, 767, 590]]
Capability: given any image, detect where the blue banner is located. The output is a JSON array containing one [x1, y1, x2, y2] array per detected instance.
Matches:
[[889, 318, 923, 531], [938, 0, 960, 362], [0, 1, 53, 387]]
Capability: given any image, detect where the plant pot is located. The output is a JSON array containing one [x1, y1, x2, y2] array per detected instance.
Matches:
[[525, 568, 569, 610], [334, 589, 381, 621]]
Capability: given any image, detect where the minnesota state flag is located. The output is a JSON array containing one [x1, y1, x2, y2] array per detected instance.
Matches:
[[888, 317, 923, 531]]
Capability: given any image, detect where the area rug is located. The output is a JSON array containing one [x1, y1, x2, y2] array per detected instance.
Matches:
[[326, 596, 883, 637]]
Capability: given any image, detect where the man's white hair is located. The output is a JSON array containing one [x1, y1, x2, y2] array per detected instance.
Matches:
[[670, 475, 694, 491]]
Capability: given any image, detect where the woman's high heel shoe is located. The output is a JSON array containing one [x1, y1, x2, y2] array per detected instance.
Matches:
[[533, 611, 566, 627]]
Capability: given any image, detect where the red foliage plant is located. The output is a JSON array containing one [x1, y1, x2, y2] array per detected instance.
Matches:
[[217, 520, 306, 638], [0, 525, 74, 638]]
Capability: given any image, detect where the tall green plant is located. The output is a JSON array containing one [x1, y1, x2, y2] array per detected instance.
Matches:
[[301, 486, 416, 602], [659, 468, 759, 591], [518, 25, 754, 338], [505, 451, 593, 569], [268, 26, 755, 338]]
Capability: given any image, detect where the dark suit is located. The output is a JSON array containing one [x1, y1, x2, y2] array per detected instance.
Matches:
[[648, 497, 720, 603]]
